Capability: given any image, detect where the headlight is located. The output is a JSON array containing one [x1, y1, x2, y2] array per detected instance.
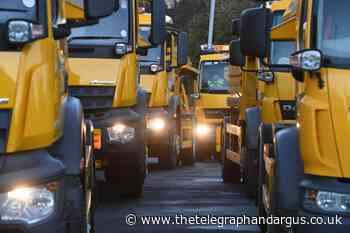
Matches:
[[147, 118, 166, 131], [7, 20, 45, 45], [303, 189, 350, 214], [0, 185, 56, 224], [107, 124, 135, 144], [150, 64, 161, 73], [115, 43, 132, 56], [196, 124, 211, 136]]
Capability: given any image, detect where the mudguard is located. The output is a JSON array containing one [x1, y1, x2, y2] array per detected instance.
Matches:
[[245, 107, 261, 150], [274, 126, 304, 214], [0, 150, 65, 192], [51, 97, 84, 175]]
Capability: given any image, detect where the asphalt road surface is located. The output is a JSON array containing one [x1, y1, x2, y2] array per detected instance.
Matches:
[[96, 162, 261, 233]]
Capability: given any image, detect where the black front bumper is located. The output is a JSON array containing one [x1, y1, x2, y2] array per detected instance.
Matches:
[[294, 212, 350, 233], [295, 176, 350, 233], [0, 150, 67, 233]]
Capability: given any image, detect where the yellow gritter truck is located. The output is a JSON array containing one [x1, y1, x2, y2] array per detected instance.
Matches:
[[138, 13, 192, 169], [67, 0, 166, 197], [0, 0, 115, 232], [239, 0, 350, 232], [194, 45, 231, 162]]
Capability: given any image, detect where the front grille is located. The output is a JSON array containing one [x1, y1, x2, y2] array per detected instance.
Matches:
[[204, 109, 230, 119], [182, 129, 192, 141], [0, 110, 11, 153], [279, 101, 296, 120], [69, 86, 115, 118], [140, 65, 151, 74]]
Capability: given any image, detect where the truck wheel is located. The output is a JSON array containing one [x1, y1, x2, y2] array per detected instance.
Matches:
[[222, 157, 241, 183], [242, 147, 258, 198], [195, 141, 213, 162], [107, 149, 146, 198], [81, 122, 96, 233], [257, 139, 267, 232], [118, 166, 145, 198], [82, 158, 96, 233], [159, 132, 179, 169], [181, 116, 196, 166], [181, 146, 195, 166]]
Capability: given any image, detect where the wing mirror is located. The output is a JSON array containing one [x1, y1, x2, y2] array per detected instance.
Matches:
[[150, 0, 166, 46], [84, 0, 117, 19], [229, 39, 245, 67], [240, 7, 273, 58], [177, 32, 189, 66], [290, 49, 322, 72]]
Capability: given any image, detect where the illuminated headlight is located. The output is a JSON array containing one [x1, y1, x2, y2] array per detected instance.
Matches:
[[147, 118, 166, 131], [7, 20, 45, 44], [150, 64, 161, 73], [107, 124, 135, 144], [303, 189, 350, 214], [196, 124, 211, 136], [0, 185, 56, 224]]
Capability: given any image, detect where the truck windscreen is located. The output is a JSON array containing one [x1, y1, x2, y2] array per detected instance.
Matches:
[[0, 0, 38, 22]]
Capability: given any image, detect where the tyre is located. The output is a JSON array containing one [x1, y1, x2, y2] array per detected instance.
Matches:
[[222, 157, 241, 183], [106, 150, 146, 198], [195, 140, 213, 162], [157, 120, 181, 170], [118, 168, 145, 198], [242, 147, 258, 198], [158, 124, 180, 169], [82, 154, 96, 233], [181, 147, 195, 166], [257, 137, 267, 232]]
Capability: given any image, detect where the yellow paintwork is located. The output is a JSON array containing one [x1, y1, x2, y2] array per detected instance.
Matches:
[[269, 0, 292, 12], [138, 13, 186, 108], [68, 0, 138, 108], [138, 14, 152, 48], [69, 55, 138, 107], [196, 93, 229, 125], [299, 70, 350, 178], [200, 53, 229, 62], [177, 63, 199, 113], [260, 0, 297, 124], [1, 0, 68, 153], [271, 16, 297, 40], [65, 1, 85, 20], [282, 0, 350, 178], [139, 13, 151, 25], [148, 72, 169, 107]]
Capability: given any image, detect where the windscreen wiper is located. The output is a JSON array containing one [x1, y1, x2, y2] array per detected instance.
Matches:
[[68, 36, 125, 43], [0, 8, 26, 12], [139, 59, 160, 63]]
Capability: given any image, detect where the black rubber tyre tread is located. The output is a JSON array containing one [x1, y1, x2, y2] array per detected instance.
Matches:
[[242, 147, 258, 199]]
